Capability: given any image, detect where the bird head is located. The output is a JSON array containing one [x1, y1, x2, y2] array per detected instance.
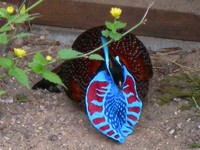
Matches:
[[85, 37, 142, 143], [102, 37, 124, 91]]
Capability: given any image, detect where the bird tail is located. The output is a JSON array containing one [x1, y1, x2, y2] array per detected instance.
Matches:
[[32, 63, 63, 93], [32, 78, 61, 93]]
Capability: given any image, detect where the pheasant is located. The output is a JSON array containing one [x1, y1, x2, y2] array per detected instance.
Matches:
[[32, 25, 153, 143]]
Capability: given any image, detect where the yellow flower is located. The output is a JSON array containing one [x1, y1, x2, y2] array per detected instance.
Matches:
[[14, 48, 26, 58], [110, 7, 122, 19], [46, 55, 52, 61], [7, 6, 14, 14]]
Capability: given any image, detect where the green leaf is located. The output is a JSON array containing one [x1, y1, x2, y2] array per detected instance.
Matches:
[[32, 52, 48, 65], [190, 143, 200, 148], [20, 5, 26, 15], [0, 8, 8, 18], [114, 21, 126, 29], [28, 62, 45, 74], [0, 25, 11, 32], [28, 53, 48, 74], [6, 15, 16, 22], [101, 30, 110, 37], [16, 32, 32, 38], [89, 54, 104, 60], [0, 90, 6, 96], [8, 68, 30, 89], [105, 21, 126, 32], [105, 21, 115, 31], [0, 32, 8, 44], [0, 57, 13, 69], [13, 14, 32, 24], [42, 70, 65, 88], [109, 32, 122, 41], [57, 48, 83, 60]]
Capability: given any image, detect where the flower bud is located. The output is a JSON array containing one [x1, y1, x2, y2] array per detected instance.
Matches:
[[14, 48, 26, 58], [110, 7, 122, 19], [7, 6, 14, 14], [46, 55, 52, 61]]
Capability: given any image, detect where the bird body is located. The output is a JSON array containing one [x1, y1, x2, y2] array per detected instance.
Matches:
[[32, 25, 153, 143], [33, 26, 152, 103]]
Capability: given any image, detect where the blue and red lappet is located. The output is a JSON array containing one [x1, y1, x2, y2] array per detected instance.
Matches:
[[85, 37, 142, 143]]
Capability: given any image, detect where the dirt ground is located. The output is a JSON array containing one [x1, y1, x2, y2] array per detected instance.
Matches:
[[0, 29, 200, 150]]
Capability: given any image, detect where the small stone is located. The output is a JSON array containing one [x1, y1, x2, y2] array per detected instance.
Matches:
[[173, 98, 181, 102], [166, 127, 171, 131], [177, 123, 182, 129], [59, 117, 65, 122], [169, 129, 175, 135], [16, 120, 21, 124], [145, 114, 154, 120], [186, 118, 191, 122], [38, 126, 43, 130], [39, 105, 45, 111], [48, 134, 58, 141], [198, 125, 200, 129], [11, 118, 16, 124], [0, 121, 3, 125], [40, 35, 45, 40], [35, 130, 40, 133], [12, 38, 24, 47], [4, 136, 10, 141], [0, 98, 13, 104], [78, 119, 83, 123], [22, 45, 31, 51], [52, 95, 58, 100]]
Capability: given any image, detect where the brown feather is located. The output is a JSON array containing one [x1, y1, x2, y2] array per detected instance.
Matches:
[[33, 25, 153, 103]]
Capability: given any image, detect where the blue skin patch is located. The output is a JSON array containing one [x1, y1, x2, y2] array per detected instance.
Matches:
[[85, 37, 142, 143]]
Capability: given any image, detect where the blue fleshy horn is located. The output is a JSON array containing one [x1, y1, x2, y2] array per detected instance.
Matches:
[[100, 37, 112, 75]]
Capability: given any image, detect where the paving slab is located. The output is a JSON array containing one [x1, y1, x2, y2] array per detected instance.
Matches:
[[33, 25, 200, 51]]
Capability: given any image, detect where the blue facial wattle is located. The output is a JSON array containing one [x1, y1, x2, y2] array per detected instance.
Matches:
[[85, 37, 142, 143]]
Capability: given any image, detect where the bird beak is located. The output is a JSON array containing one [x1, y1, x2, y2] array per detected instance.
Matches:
[[118, 81, 123, 91]]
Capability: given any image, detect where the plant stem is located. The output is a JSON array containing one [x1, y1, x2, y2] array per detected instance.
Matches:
[[192, 97, 200, 111], [78, 1, 154, 58], [25, 46, 54, 57], [122, 1, 154, 36], [0, 0, 43, 33], [18, 0, 27, 11], [76, 40, 113, 58], [26, 0, 44, 12]]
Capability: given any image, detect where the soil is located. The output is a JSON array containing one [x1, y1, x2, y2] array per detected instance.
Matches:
[[0, 30, 200, 150]]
